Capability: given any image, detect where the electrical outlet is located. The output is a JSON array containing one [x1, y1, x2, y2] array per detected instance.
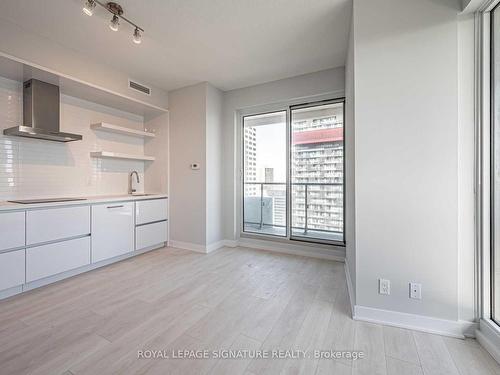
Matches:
[[409, 283, 422, 299], [379, 279, 390, 295]]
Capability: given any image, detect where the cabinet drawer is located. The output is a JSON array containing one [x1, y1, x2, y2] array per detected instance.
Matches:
[[136, 198, 168, 225], [136, 221, 167, 250], [0, 211, 25, 251], [92, 202, 134, 263], [27, 206, 90, 245], [0, 250, 25, 291], [26, 237, 90, 283]]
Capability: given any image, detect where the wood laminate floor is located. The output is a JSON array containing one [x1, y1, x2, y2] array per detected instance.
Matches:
[[0, 246, 499, 375]]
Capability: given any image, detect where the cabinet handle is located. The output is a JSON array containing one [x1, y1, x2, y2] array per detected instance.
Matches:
[[106, 205, 124, 209]]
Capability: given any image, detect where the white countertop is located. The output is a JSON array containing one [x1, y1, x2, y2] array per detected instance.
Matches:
[[0, 194, 168, 212]]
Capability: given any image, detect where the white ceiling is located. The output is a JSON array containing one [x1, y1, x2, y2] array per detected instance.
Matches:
[[0, 0, 351, 92]]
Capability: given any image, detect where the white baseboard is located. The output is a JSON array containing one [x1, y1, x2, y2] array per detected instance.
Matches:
[[344, 260, 355, 316], [0, 285, 23, 300], [169, 240, 207, 253], [476, 319, 500, 364], [237, 237, 345, 261], [223, 239, 238, 248], [354, 305, 478, 339], [169, 239, 229, 254], [206, 240, 227, 253]]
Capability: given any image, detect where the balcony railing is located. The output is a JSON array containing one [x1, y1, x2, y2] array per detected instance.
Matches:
[[243, 182, 343, 240]]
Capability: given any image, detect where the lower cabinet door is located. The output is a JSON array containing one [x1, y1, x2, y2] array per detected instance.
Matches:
[[136, 221, 167, 250], [26, 237, 90, 283], [0, 211, 25, 252], [92, 202, 134, 263], [0, 250, 25, 291]]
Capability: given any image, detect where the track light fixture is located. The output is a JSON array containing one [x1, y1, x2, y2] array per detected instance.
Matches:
[[82, 1, 144, 44]]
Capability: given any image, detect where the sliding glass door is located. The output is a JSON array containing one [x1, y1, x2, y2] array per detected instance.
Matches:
[[241, 99, 345, 245], [243, 111, 287, 237], [290, 101, 344, 243]]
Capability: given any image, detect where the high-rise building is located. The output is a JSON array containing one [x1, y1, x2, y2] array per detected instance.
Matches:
[[291, 108, 344, 235], [264, 167, 274, 183], [244, 126, 257, 196]]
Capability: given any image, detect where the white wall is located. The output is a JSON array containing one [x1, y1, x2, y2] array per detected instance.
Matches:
[[352, 0, 472, 322], [345, 14, 356, 302], [0, 76, 149, 199], [169, 83, 207, 246], [144, 113, 169, 195], [222, 68, 346, 241], [169, 82, 224, 249], [206, 84, 224, 245], [0, 17, 168, 110], [458, 13, 476, 322]]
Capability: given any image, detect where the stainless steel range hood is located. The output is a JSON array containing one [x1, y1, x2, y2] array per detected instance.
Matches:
[[3, 79, 82, 142]]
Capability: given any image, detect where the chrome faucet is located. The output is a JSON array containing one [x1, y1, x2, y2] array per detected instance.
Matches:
[[128, 171, 140, 195]]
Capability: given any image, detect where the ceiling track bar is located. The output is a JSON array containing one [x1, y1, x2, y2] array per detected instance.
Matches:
[[94, 0, 144, 32]]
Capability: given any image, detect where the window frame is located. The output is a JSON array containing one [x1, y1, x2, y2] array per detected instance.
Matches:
[[476, 0, 500, 354], [237, 97, 346, 248]]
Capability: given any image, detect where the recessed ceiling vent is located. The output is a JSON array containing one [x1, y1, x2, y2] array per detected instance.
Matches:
[[128, 79, 151, 95]]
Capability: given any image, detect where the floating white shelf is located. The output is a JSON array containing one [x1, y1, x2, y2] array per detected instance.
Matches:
[[90, 151, 155, 162], [90, 123, 156, 138]]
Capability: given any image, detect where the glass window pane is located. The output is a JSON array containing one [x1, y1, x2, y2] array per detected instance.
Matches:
[[243, 111, 287, 237], [290, 101, 344, 243]]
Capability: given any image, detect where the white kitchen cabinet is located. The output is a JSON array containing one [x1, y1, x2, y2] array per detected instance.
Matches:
[[26, 237, 90, 283], [92, 202, 134, 263], [27, 206, 90, 245], [0, 211, 25, 251], [0, 250, 25, 291], [136, 221, 167, 250], [136, 198, 168, 225]]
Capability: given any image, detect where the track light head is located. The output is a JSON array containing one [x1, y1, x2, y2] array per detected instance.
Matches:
[[133, 28, 142, 44], [109, 15, 120, 31], [83, 0, 96, 16]]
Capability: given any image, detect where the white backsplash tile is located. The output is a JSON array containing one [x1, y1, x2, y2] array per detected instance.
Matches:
[[0, 76, 146, 200]]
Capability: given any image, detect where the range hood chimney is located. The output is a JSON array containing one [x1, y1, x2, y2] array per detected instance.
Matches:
[[3, 79, 82, 142]]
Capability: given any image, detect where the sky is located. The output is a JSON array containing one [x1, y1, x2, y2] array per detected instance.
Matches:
[[255, 122, 286, 183]]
